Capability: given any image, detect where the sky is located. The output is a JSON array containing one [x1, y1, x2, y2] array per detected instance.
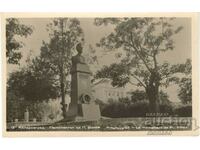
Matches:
[[7, 18, 191, 102]]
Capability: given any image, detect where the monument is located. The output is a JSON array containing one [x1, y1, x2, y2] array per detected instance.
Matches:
[[66, 43, 101, 121], [24, 108, 29, 122]]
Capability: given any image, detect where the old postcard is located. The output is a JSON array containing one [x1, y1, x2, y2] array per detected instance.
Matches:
[[1, 13, 199, 136]]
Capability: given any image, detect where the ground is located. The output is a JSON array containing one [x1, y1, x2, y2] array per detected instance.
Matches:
[[7, 117, 192, 131]]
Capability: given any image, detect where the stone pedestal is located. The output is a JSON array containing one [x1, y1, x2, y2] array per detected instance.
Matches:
[[67, 62, 101, 121], [24, 110, 29, 122], [77, 104, 101, 121]]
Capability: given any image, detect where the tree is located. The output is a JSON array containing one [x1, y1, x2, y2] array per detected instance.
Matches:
[[178, 59, 192, 104], [94, 18, 184, 113], [39, 18, 84, 118], [8, 57, 59, 102], [6, 18, 33, 64], [7, 57, 60, 120]]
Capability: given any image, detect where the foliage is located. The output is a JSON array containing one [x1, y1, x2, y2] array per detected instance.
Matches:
[[98, 90, 174, 117], [6, 89, 26, 121], [178, 78, 192, 104], [39, 18, 84, 118], [98, 97, 190, 118], [94, 18, 187, 112], [41, 18, 84, 74], [33, 99, 63, 121], [7, 18, 84, 120], [7, 57, 60, 120], [6, 18, 33, 64], [177, 59, 192, 104], [129, 90, 147, 103], [100, 99, 149, 118], [159, 103, 174, 116], [159, 90, 171, 105], [95, 63, 130, 87], [7, 58, 59, 103], [174, 105, 192, 117]]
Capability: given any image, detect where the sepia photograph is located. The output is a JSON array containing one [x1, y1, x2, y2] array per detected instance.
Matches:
[[2, 13, 199, 136]]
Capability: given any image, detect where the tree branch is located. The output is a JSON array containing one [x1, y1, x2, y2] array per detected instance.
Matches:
[[153, 53, 158, 70], [130, 33, 152, 73], [130, 73, 147, 88], [140, 46, 153, 57]]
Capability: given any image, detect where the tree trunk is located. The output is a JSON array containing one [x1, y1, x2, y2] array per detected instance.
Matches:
[[60, 68, 67, 119], [146, 86, 160, 113], [59, 19, 68, 119], [146, 71, 160, 114]]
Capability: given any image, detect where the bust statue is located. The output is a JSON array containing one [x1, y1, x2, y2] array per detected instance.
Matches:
[[72, 43, 86, 65]]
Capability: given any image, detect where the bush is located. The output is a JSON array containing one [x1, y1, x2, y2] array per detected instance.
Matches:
[[159, 103, 174, 116], [101, 101, 125, 118], [33, 99, 63, 122], [97, 96, 192, 118], [174, 105, 192, 117], [101, 100, 150, 118], [130, 90, 147, 103], [128, 101, 150, 117]]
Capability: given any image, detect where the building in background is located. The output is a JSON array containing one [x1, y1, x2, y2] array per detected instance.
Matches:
[[92, 78, 132, 103]]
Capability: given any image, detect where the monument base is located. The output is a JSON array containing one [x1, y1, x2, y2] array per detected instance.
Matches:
[[65, 103, 101, 122], [77, 103, 101, 121]]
